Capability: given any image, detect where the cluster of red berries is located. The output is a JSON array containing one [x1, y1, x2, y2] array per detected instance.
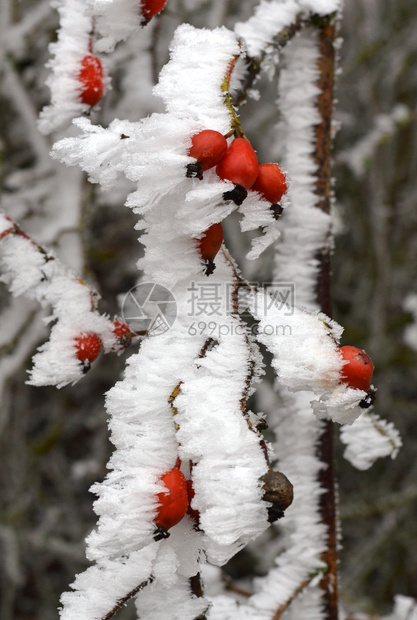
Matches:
[[188, 130, 288, 275], [76, 1, 168, 107], [187, 129, 288, 211], [74, 320, 134, 372]]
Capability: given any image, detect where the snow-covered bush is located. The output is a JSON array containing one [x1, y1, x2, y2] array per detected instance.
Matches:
[[0, 1, 412, 619]]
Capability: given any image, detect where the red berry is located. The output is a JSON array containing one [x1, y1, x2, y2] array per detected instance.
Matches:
[[140, 0, 168, 19], [196, 223, 224, 263], [251, 163, 288, 203], [78, 55, 104, 107], [339, 345, 374, 391], [188, 130, 228, 172], [155, 467, 189, 531], [74, 332, 102, 364], [216, 137, 259, 189], [113, 320, 133, 348], [186, 479, 200, 524]]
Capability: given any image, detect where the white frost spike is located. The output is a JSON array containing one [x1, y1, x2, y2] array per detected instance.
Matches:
[[38, 0, 108, 134], [274, 27, 330, 310], [311, 384, 370, 426], [235, 0, 300, 59], [298, 0, 342, 16], [0, 213, 118, 387], [28, 314, 110, 388], [60, 547, 157, 620], [248, 287, 343, 394], [61, 529, 207, 620], [87, 0, 142, 53], [175, 317, 269, 565], [135, 537, 209, 620], [154, 24, 239, 133], [86, 324, 206, 561], [340, 411, 402, 470], [53, 115, 200, 201], [239, 190, 283, 260], [207, 391, 328, 619], [383, 595, 417, 620]]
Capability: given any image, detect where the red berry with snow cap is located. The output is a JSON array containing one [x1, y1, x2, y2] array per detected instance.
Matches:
[[189, 130, 228, 172], [339, 345, 374, 391], [251, 163, 288, 204], [195, 222, 224, 276], [216, 137, 259, 190], [154, 466, 189, 534], [197, 223, 224, 262], [74, 332, 102, 366], [113, 320, 134, 348], [140, 0, 168, 20], [78, 55, 105, 107]]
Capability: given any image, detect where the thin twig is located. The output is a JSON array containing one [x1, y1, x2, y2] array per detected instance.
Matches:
[[222, 572, 252, 598], [221, 53, 243, 137], [312, 15, 339, 620], [101, 577, 154, 620], [233, 15, 306, 108], [0, 213, 99, 311], [272, 568, 327, 620]]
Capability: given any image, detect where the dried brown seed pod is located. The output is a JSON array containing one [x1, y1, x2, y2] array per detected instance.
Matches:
[[260, 470, 294, 523]]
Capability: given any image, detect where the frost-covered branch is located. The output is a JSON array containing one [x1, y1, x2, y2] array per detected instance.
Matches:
[[0, 213, 127, 387], [1, 0, 409, 618], [101, 576, 154, 620]]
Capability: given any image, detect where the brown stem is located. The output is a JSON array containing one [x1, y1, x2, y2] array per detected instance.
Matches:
[[313, 17, 339, 620], [222, 572, 252, 598], [221, 53, 244, 137], [189, 570, 209, 619], [101, 577, 154, 620], [271, 568, 328, 620]]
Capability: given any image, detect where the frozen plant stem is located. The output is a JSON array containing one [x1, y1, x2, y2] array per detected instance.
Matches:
[[313, 16, 339, 620], [272, 568, 328, 620], [233, 15, 306, 108], [101, 577, 154, 620]]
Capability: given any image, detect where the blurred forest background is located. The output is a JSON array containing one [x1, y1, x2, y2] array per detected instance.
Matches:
[[0, 0, 417, 619]]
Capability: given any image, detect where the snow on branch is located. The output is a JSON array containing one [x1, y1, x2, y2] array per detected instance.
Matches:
[[38, 0, 109, 134], [154, 24, 240, 133], [340, 411, 402, 470], [0, 212, 121, 387], [234, 0, 341, 61], [29, 8, 400, 620], [235, 0, 301, 59], [273, 28, 327, 309], [86, 0, 143, 53]]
